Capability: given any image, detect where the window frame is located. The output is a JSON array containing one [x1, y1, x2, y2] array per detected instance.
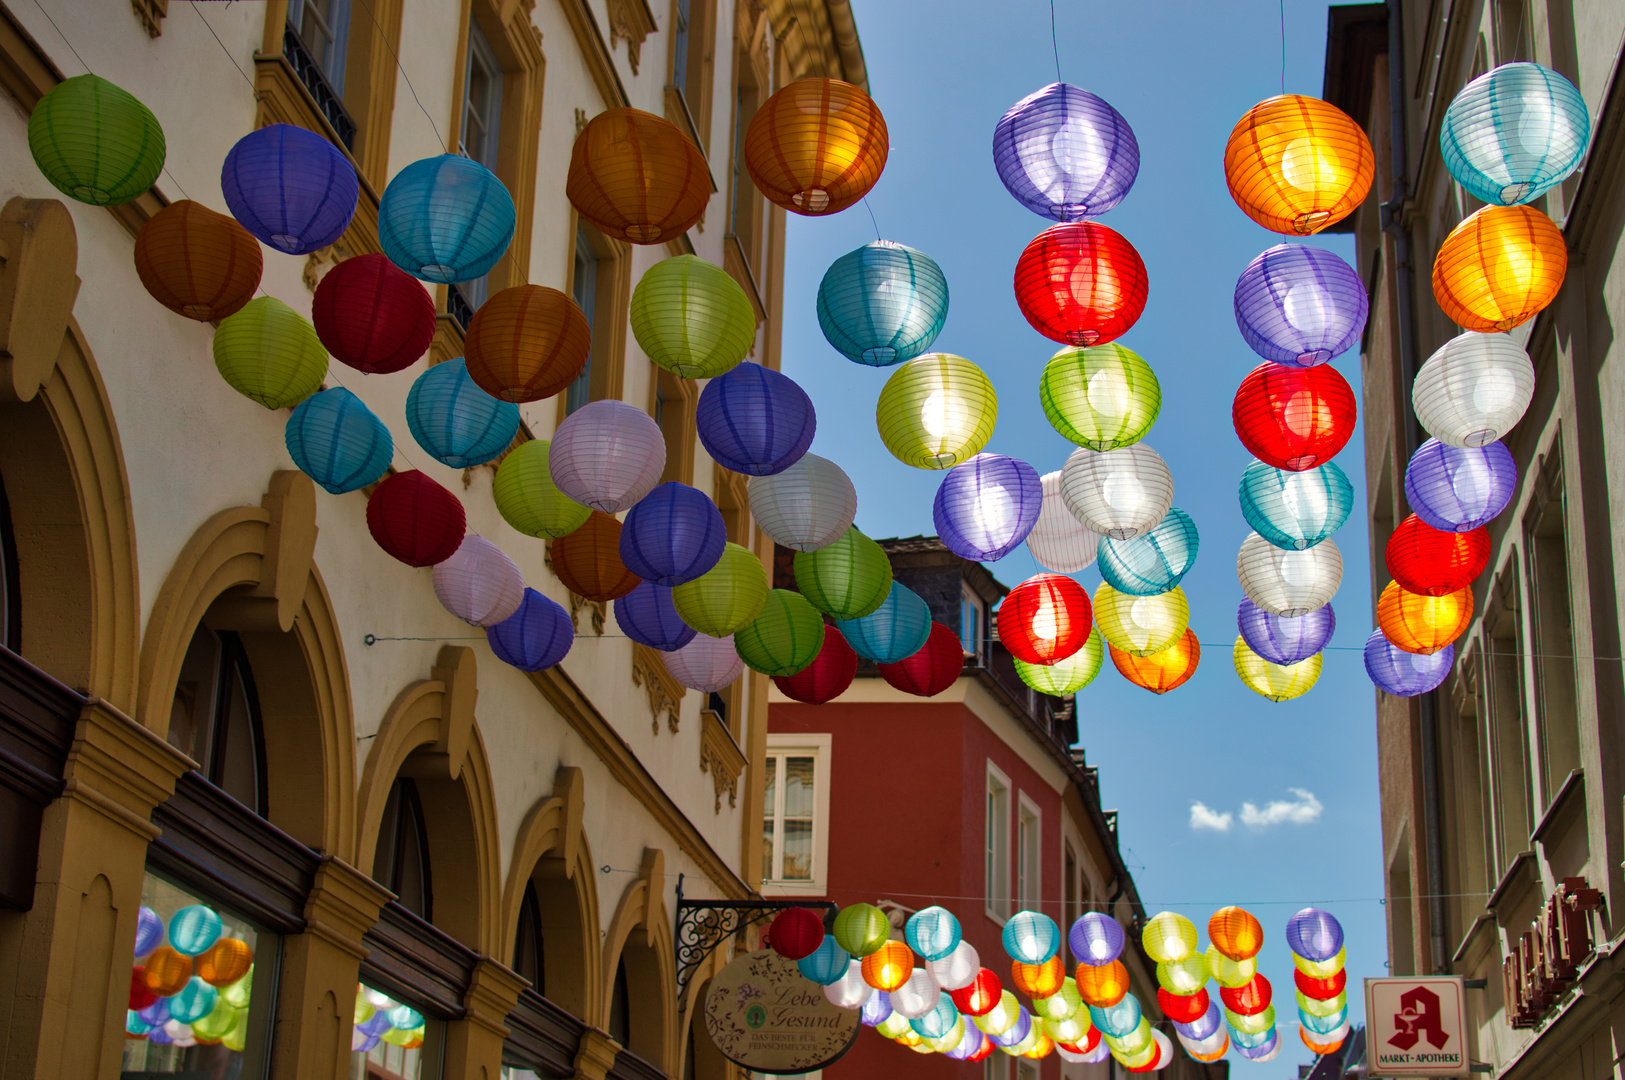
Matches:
[[453, 17, 506, 314], [287, 0, 351, 94], [961, 584, 984, 661], [985, 763, 1011, 923], [760, 733, 832, 896], [1017, 793, 1041, 913]]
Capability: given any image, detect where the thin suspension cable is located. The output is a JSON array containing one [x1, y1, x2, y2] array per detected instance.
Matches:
[[1049, 0, 1062, 84], [348, 0, 449, 152], [862, 197, 881, 241], [28, 0, 87, 72], [1278, 0, 1287, 95]]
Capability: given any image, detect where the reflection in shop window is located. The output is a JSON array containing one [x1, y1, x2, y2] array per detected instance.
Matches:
[[351, 983, 440, 1079]]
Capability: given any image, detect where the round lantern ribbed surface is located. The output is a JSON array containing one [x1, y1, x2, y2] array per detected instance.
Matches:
[[1404, 438, 1516, 531], [28, 74, 165, 206], [1233, 244, 1368, 366], [613, 581, 697, 652], [1376, 580, 1472, 655], [548, 400, 666, 513], [493, 440, 592, 540], [1014, 629, 1103, 695], [1098, 507, 1200, 595], [998, 574, 1092, 666], [1442, 63, 1590, 206], [1223, 95, 1374, 235], [366, 471, 466, 566], [566, 108, 710, 243], [1386, 513, 1490, 596], [734, 589, 826, 677], [1237, 533, 1342, 616], [619, 482, 726, 587], [877, 621, 965, 697], [1027, 470, 1100, 573], [379, 154, 516, 283], [1013, 222, 1148, 347], [1232, 362, 1357, 471], [284, 387, 393, 494], [312, 253, 436, 374], [774, 625, 858, 704], [1239, 460, 1353, 550], [696, 363, 816, 476], [876, 353, 998, 469], [1039, 344, 1161, 450], [1412, 332, 1535, 447], [672, 542, 769, 637], [1237, 597, 1335, 666], [134, 200, 263, 322], [1092, 583, 1189, 656], [213, 296, 328, 409], [1233, 638, 1322, 701], [631, 255, 755, 379], [221, 123, 358, 254], [793, 526, 893, 621], [817, 241, 949, 366], [1109, 628, 1200, 693], [1286, 910, 1344, 962], [744, 78, 889, 216], [1364, 630, 1454, 696], [487, 588, 574, 671], [663, 633, 743, 692], [834, 581, 931, 664], [747, 452, 857, 552], [933, 454, 1042, 561], [405, 358, 521, 468], [992, 82, 1139, 221], [1433, 205, 1566, 332], [432, 535, 524, 626], [549, 512, 641, 601], [465, 285, 591, 403], [1059, 443, 1175, 540]]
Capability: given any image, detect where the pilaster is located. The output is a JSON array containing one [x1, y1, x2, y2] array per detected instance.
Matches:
[[572, 1028, 622, 1080], [442, 957, 529, 1079]]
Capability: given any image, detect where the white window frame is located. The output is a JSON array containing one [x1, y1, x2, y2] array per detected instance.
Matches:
[[1017, 793, 1042, 912], [985, 763, 1011, 923], [761, 734, 831, 896], [961, 583, 983, 661]]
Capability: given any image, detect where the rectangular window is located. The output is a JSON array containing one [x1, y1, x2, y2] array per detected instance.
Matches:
[[986, 766, 1010, 921], [564, 228, 598, 415], [1525, 463, 1580, 806], [1064, 842, 1079, 965], [288, 0, 350, 93], [1017, 1063, 1040, 1080], [1018, 798, 1040, 911], [961, 586, 983, 659], [762, 735, 832, 894], [455, 20, 504, 313], [349, 982, 443, 1079], [671, 0, 690, 91]]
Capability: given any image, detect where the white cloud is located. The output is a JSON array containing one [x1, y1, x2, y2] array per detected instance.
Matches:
[[1239, 788, 1324, 829], [1189, 802, 1234, 832]]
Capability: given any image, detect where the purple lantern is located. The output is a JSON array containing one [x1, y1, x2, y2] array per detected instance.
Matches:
[[1285, 907, 1344, 961], [147, 1026, 177, 1046], [137, 999, 172, 1027], [1405, 438, 1517, 532], [1068, 912, 1124, 965], [1364, 630, 1455, 696], [1234, 244, 1368, 367], [992, 83, 1140, 221], [860, 989, 893, 1027], [221, 123, 359, 255], [1236, 1031, 1281, 1060], [696, 363, 815, 476], [1238, 598, 1336, 665], [358, 1010, 394, 1037], [1176, 999, 1223, 1041], [619, 482, 726, 586], [932, 453, 1043, 561], [944, 1022, 985, 1060], [134, 906, 164, 956], [352, 1028, 382, 1053], [986, 1007, 1033, 1047], [486, 588, 574, 671], [613, 581, 698, 652], [1081, 1038, 1113, 1063]]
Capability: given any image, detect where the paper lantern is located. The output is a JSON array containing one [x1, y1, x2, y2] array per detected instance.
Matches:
[[1090, 995, 1141, 1037], [1413, 332, 1536, 447], [1060, 444, 1174, 540], [816, 241, 949, 366], [1434, 205, 1566, 331], [133, 201, 262, 321], [1208, 946, 1259, 988], [992, 83, 1139, 220], [1092, 583, 1188, 656], [167, 977, 219, 1024], [1224, 95, 1373, 234], [1180, 1031, 1228, 1062], [892, 971, 943, 1020], [747, 453, 856, 552], [669, 539, 766, 635], [950, 969, 1003, 1016], [1012, 955, 1066, 999], [933, 454, 1042, 561], [549, 400, 665, 513], [1286, 908, 1344, 961], [463, 285, 591, 403], [1234, 244, 1367, 366], [927, 940, 981, 991], [1296, 969, 1347, 1000], [1234, 637, 1323, 701], [1209, 906, 1263, 961], [774, 625, 857, 704], [876, 354, 998, 469], [195, 939, 253, 988], [221, 123, 357, 254], [1442, 63, 1590, 206], [1070, 913, 1124, 965], [405, 358, 520, 468], [1238, 533, 1342, 616], [285, 388, 393, 495], [629, 255, 755, 379], [744, 78, 888, 216], [618, 483, 725, 586], [1302, 1005, 1349, 1035], [904, 907, 961, 963], [1109, 629, 1200, 694], [974, 991, 1022, 1035], [1098, 508, 1199, 596], [379, 154, 515, 283], [696, 363, 816, 476], [1014, 628, 1103, 695], [1293, 946, 1345, 979], [1240, 459, 1353, 550], [1046, 1009, 1090, 1044], [1221, 975, 1272, 1017], [798, 935, 851, 985], [493, 441, 591, 540], [861, 990, 893, 1027], [793, 527, 892, 620], [433, 535, 523, 626], [861, 941, 915, 992], [1236, 1033, 1282, 1061], [310, 253, 435, 374], [1141, 912, 1198, 964], [1076, 960, 1128, 1007], [1378, 580, 1473, 655], [1158, 987, 1209, 1024], [135, 908, 164, 957], [219, 970, 252, 1010], [1003, 911, 1060, 965], [998, 574, 1091, 665], [826, 960, 874, 1009], [1365, 631, 1454, 696], [1013, 222, 1148, 346], [1302, 1026, 1347, 1055], [1406, 439, 1516, 531], [837, 581, 931, 664], [190, 998, 239, 1041], [28, 74, 164, 205], [213, 296, 328, 409], [1238, 598, 1335, 666], [877, 622, 963, 697], [1155, 955, 1207, 996], [367, 471, 466, 566], [1227, 1003, 1276, 1034], [567, 107, 709, 242], [1233, 362, 1356, 471], [486, 588, 573, 670], [876, 1011, 912, 1039], [169, 907, 222, 956], [143, 947, 193, 997], [1035, 978, 1085, 1022], [1387, 514, 1491, 596], [1039, 344, 1161, 451], [550, 512, 640, 601], [912, 998, 961, 1040], [663, 634, 743, 693], [1027, 470, 1101, 572], [1176, 999, 1223, 1041], [614, 582, 698, 652], [1298, 990, 1347, 1018], [735, 589, 825, 677], [948, 1023, 987, 1060]]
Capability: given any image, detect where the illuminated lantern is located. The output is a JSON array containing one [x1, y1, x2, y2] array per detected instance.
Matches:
[[549, 512, 641, 602], [1155, 955, 1207, 996], [1177, 999, 1223, 1041], [975, 992, 1024, 1036], [1003, 912, 1059, 965], [769, 907, 825, 961], [998, 574, 1091, 665], [1092, 583, 1188, 656], [1035, 978, 1085, 1021], [1286, 908, 1344, 961], [1234, 244, 1367, 366], [934, 454, 1042, 561], [798, 936, 851, 985], [1296, 969, 1347, 999], [672, 543, 768, 637], [947, 1023, 987, 1060], [130, 970, 158, 1012], [1406, 439, 1516, 531], [1158, 987, 1209, 1024], [906, 907, 962, 964], [836, 581, 931, 664], [617, 578, 702, 652], [744, 78, 888, 216], [1098, 508, 1199, 595], [1294, 946, 1345, 979], [379, 155, 515, 283], [1014, 628, 1103, 695], [464, 286, 590, 402], [817, 241, 949, 367], [876, 1011, 912, 1038], [928, 941, 981, 991], [1238, 597, 1335, 666], [1233, 362, 1356, 471], [433, 535, 523, 626], [861, 990, 893, 1027], [195, 937, 252, 988], [548, 400, 666, 513], [221, 123, 357, 254], [1090, 995, 1140, 1037], [366, 470, 466, 567], [405, 358, 520, 468], [748, 453, 857, 552], [1060, 444, 1174, 541], [1224, 95, 1374, 234], [1238, 533, 1342, 616], [1046, 1011, 1090, 1045], [1039, 344, 1161, 451], [1413, 333, 1535, 446], [620, 483, 726, 586], [793, 527, 892, 620], [1141, 912, 1198, 964], [143, 947, 193, 997], [1070, 912, 1124, 965], [951, 969, 1003, 1016], [168, 977, 218, 1024], [1012, 955, 1065, 999], [1240, 460, 1353, 550], [827, 960, 874, 1008], [992, 83, 1139, 220], [696, 363, 816, 476], [1109, 630, 1200, 694], [493, 440, 591, 540], [1227, 1003, 1276, 1033], [486, 588, 573, 670], [1386, 514, 1490, 596], [191, 999, 239, 1042], [219, 969, 253, 1009], [213, 297, 328, 409], [1233, 638, 1323, 701], [662, 633, 743, 693], [1443, 62, 1591, 204], [1013, 222, 1148, 347], [878, 622, 964, 697], [135, 907, 164, 957], [1365, 631, 1454, 696], [774, 625, 857, 704], [169, 907, 222, 956], [892, 970, 943, 1020], [1302, 1026, 1347, 1055], [134, 201, 262, 321], [1222, 975, 1272, 1016], [735, 590, 825, 677], [1076, 961, 1129, 1007], [1104, 1016, 1151, 1054], [1180, 1031, 1228, 1063], [29, 74, 163, 205], [1237, 1033, 1282, 1061], [1298, 991, 1347, 1017], [285, 388, 393, 495], [631, 255, 754, 379], [876, 354, 998, 469], [1028, 470, 1101, 572], [1302, 1006, 1348, 1034], [1433, 205, 1566, 331], [1378, 580, 1472, 655], [1209, 906, 1265, 960], [912, 997, 961, 1040], [312, 254, 435, 374]]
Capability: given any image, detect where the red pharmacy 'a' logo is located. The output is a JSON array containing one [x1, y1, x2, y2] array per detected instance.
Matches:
[[1389, 987, 1450, 1051]]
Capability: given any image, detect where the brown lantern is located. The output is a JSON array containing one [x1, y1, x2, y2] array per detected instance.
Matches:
[[565, 108, 710, 244], [744, 78, 888, 216], [465, 285, 591, 402], [134, 200, 263, 321], [550, 511, 640, 601]]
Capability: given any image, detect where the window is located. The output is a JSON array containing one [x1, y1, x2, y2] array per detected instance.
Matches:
[[671, 0, 691, 91], [1017, 797, 1040, 911], [512, 879, 545, 997], [288, 0, 350, 93], [728, 73, 760, 264], [350, 982, 441, 1079], [985, 766, 1010, 921], [985, 1056, 1008, 1080], [168, 627, 267, 814], [961, 586, 983, 660], [1525, 459, 1580, 805], [1063, 842, 1079, 965], [454, 20, 505, 313], [761, 735, 831, 894], [1017, 1063, 1040, 1080], [373, 778, 433, 921], [608, 959, 631, 1046], [564, 228, 598, 415], [651, 368, 695, 484], [1484, 580, 1533, 876], [0, 474, 18, 651]]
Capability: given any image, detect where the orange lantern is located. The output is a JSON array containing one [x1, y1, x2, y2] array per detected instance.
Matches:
[[1191, 1034, 1230, 1062], [1109, 629, 1200, 694], [1021, 1034, 1056, 1059], [744, 78, 888, 216], [1075, 960, 1129, 1007], [1224, 96, 1374, 235], [1011, 955, 1065, 999], [141, 946, 193, 997], [195, 938, 254, 987], [464, 285, 591, 403], [565, 108, 709, 244], [861, 940, 914, 992], [1432, 204, 1567, 332], [133, 200, 263, 321], [550, 511, 640, 601], [1208, 906, 1264, 961], [1377, 580, 1473, 655]]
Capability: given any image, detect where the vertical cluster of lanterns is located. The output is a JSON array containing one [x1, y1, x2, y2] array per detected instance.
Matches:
[[352, 985, 427, 1054], [1288, 908, 1350, 1055], [125, 905, 255, 1051]]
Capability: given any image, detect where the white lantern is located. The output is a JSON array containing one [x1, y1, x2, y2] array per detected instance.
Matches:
[[1149, 1029, 1174, 1070], [432, 535, 524, 626], [1254, 1037, 1285, 1063], [1237, 532, 1342, 616], [1180, 1030, 1227, 1057], [823, 960, 872, 1009], [1413, 332, 1535, 447], [1059, 443, 1174, 540], [662, 634, 743, 692], [889, 969, 941, 1019], [1056, 1045, 1089, 1064], [548, 400, 666, 512], [1026, 470, 1101, 572], [925, 940, 979, 991], [747, 452, 857, 552]]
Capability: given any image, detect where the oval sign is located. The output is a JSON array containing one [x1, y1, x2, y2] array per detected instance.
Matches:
[[703, 949, 860, 1074]]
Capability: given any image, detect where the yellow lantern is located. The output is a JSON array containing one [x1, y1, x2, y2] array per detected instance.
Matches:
[[1233, 637, 1323, 701], [923, 1018, 965, 1052], [1156, 954, 1208, 996], [1034, 978, 1085, 1022], [894, 1029, 925, 1048], [1294, 945, 1346, 978], [974, 990, 1021, 1035], [875, 353, 997, 469], [876, 1011, 912, 1038], [1433, 204, 1567, 332], [1377, 580, 1473, 655], [1106, 1017, 1153, 1056], [1046, 1012, 1090, 1044], [1206, 945, 1258, 988], [1141, 911, 1199, 964], [1093, 583, 1188, 656], [1224, 95, 1375, 235], [1020, 1034, 1055, 1059], [1298, 990, 1348, 1017]]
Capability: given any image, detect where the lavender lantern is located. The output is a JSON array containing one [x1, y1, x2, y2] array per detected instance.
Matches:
[[1404, 438, 1517, 532], [1238, 597, 1336, 665], [932, 453, 1043, 561], [992, 83, 1140, 221], [1364, 630, 1455, 696], [1234, 244, 1368, 367]]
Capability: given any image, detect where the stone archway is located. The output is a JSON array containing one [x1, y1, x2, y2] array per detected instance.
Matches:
[[603, 848, 679, 1074]]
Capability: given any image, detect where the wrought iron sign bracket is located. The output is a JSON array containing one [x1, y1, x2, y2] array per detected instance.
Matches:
[[674, 880, 837, 1011]]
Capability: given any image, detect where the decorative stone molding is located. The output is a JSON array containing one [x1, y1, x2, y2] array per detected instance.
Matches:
[[699, 708, 745, 813], [573, 1028, 622, 1080], [606, 0, 657, 74], [632, 643, 684, 734], [130, 0, 166, 36]]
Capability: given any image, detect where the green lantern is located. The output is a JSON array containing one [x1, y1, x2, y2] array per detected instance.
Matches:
[[792, 526, 892, 620], [630, 255, 756, 379], [213, 297, 328, 409], [875, 353, 997, 469], [190, 999, 240, 1042], [218, 967, 253, 1009], [493, 440, 591, 539], [1034, 977, 1085, 1022], [734, 589, 825, 676], [1227, 1004, 1276, 1034], [832, 902, 891, 957], [28, 74, 165, 206], [673, 542, 768, 636], [1155, 953, 1209, 995], [1014, 628, 1103, 695], [1039, 343, 1161, 450]]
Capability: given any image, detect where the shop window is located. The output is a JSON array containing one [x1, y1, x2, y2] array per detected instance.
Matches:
[[761, 736, 831, 894], [373, 778, 434, 921], [0, 474, 18, 650], [511, 879, 546, 997], [351, 983, 442, 1079], [168, 626, 267, 815]]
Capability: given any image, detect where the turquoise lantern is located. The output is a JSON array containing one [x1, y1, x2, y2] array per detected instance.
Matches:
[[798, 935, 852, 985], [905, 906, 962, 963], [1441, 63, 1590, 206], [816, 241, 949, 366], [285, 388, 393, 494], [1239, 460, 1353, 550], [1002, 911, 1059, 965], [1097, 507, 1199, 595], [833, 581, 931, 664], [406, 358, 520, 468], [379, 155, 516, 283]]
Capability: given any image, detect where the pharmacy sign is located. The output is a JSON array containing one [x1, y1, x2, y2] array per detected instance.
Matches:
[[1364, 976, 1469, 1076]]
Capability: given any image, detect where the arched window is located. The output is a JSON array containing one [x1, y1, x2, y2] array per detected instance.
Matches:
[[512, 879, 546, 997], [167, 626, 267, 813], [373, 778, 433, 921], [607, 958, 631, 1046]]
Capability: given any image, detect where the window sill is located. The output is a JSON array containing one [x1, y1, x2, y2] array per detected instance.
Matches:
[[760, 879, 827, 898]]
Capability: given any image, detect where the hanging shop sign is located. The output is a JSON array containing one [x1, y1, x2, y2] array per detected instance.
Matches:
[[1363, 976, 1467, 1076], [1502, 876, 1601, 1029], [705, 948, 860, 1074]]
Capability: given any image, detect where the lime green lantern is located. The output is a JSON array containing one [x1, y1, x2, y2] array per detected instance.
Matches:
[[1234, 637, 1322, 701], [833, 902, 891, 957], [630, 255, 756, 379], [28, 74, 165, 206], [673, 542, 768, 636], [734, 589, 825, 676], [493, 440, 591, 539], [876, 353, 997, 469], [213, 297, 328, 409], [792, 526, 892, 620], [1206, 945, 1258, 988], [1014, 628, 1103, 694], [877, 1011, 912, 1039], [1156, 954, 1209, 995], [1046, 1012, 1091, 1045], [1106, 1017, 1153, 1055], [1034, 977, 1085, 1022], [1298, 990, 1348, 1017], [1093, 583, 1188, 656], [1039, 343, 1161, 450], [1228, 1004, 1276, 1034]]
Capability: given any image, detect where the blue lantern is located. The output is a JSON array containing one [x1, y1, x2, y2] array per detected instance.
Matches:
[[357, 1010, 393, 1037], [388, 1005, 424, 1030], [905, 906, 962, 963], [861, 990, 893, 1027], [991, 83, 1140, 221], [1175, 999, 1223, 1041], [1002, 910, 1059, 965], [1285, 907, 1343, 961], [614, 581, 698, 652], [695, 363, 815, 475], [168, 905, 222, 956], [932, 454, 1042, 562], [1364, 630, 1454, 697], [168, 977, 219, 1023], [486, 588, 573, 671], [1239, 460, 1353, 550], [1237, 1033, 1282, 1060], [1441, 63, 1590, 206], [797, 935, 851, 985], [815, 241, 950, 366], [285, 387, 393, 494], [221, 123, 358, 255], [987, 1008, 1033, 1047], [1301, 1007, 1348, 1035], [1233, 244, 1368, 367], [134, 906, 164, 956], [126, 1010, 156, 1036], [1069, 912, 1124, 965], [137, 999, 171, 1027], [835, 581, 930, 664], [1231, 1024, 1276, 1050], [619, 482, 726, 586], [1238, 598, 1336, 666], [1405, 438, 1516, 532], [910, 997, 961, 1040], [379, 154, 516, 283], [405, 358, 519, 467], [1090, 995, 1141, 1038], [1097, 506, 1199, 595], [147, 1026, 177, 1046]]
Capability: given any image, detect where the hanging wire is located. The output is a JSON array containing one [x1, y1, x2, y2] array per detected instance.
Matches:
[[1278, 0, 1287, 95], [347, 0, 449, 152], [862, 197, 881, 241], [1049, 0, 1063, 84]]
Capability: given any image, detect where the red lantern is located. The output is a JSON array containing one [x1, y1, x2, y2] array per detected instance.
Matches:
[[1386, 514, 1490, 597], [1220, 973, 1272, 1016], [1060, 1027, 1102, 1054], [877, 622, 963, 697], [367, 471, 467, 567], [1294, 967, 1346, 1000], [1232, 362, 1357, 471], [1013, 222, 1148, 347], [768, 907, 825, 960], [312, 253, 436, 374], [949, 968, 1003, 1016], [967, 1033, 998, 1062], [1157, 986, 1208, 1023], [1127, 1042, 1164, 1072], [773, 625, 857, 704], [997, 573, 1091, 665], [129, 966, 158, 1011]]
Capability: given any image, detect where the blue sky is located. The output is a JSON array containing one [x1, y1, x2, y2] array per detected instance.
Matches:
[[778, 0, 1382, 1070]]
